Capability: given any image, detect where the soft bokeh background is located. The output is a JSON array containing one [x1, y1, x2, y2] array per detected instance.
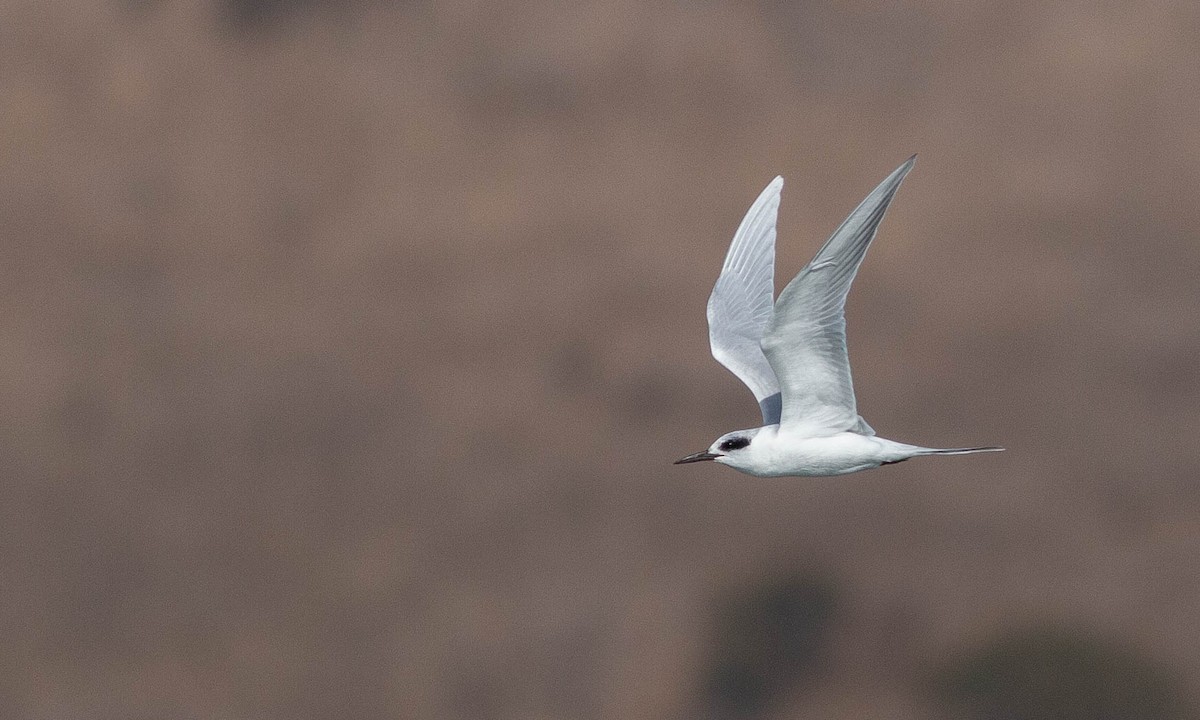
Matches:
[[5, 1, 1200, 718]]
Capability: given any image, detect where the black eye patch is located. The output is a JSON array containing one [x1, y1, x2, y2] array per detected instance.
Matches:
[[718, 436, 750, 452]]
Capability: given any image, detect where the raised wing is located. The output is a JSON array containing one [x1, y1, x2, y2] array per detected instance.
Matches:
[[707, 177, 784, 424], [760, 157, 915, 435]]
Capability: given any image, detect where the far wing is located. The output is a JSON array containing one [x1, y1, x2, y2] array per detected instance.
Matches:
[[707, 177, 784, 424], [760, 157, 915, 435]]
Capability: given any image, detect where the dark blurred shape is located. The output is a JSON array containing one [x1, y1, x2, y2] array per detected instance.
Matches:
[[219, 0, 352, 29], [120, 0, 166, 15], [935, 626, 1196, 720], [705, 570, 840, 718]]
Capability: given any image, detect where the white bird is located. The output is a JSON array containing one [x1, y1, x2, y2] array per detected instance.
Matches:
[[675, 156, 1002, 476]]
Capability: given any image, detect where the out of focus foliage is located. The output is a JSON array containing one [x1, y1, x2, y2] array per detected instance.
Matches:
[[935, 626, 1196, 720], [219, 0, 353, 29], [705, 570, 840, 718]]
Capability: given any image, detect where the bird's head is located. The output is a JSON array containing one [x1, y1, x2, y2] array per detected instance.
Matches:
[[675, 427, 763, 470]]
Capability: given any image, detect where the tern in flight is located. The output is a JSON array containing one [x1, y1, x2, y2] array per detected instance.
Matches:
[[675, 157, 1002, 476]]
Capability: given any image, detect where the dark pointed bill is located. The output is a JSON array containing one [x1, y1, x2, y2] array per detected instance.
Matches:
[[674, 451, 721, 464]]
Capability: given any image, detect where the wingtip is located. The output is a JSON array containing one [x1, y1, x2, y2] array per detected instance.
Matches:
[[887, 155, 917, 183]]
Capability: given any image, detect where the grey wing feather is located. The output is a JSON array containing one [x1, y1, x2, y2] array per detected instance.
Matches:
[[707, 177, 784, 424], [760, 157, 915, 435]]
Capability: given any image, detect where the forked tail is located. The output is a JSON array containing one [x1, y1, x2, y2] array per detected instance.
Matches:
[[921, 446, 1005, 456], [881, 444, 1004, 466]]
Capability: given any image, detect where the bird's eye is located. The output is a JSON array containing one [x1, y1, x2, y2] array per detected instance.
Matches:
[[718, 436, 750, 452]]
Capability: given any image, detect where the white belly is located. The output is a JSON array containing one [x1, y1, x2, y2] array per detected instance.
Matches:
[[736, 431, 904, 477]]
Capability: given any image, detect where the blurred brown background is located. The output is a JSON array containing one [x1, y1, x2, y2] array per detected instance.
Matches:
[[4, 1, 1200, 718]]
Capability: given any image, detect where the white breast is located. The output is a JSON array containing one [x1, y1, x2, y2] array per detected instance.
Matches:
[[735, 430, 896, 477]]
